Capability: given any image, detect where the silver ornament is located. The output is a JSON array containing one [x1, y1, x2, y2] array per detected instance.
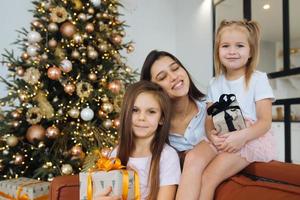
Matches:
[[60, 59, 73, 73], [61, 164, 73, 175], [27, 45, 39, 57], [80, 107, 94, 121], [27, 31, 42, 43]]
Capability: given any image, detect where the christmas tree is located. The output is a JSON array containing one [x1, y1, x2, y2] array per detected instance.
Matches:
[[0, 0, 136, 181]]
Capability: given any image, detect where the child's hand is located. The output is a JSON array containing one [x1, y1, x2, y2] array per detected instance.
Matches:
[[218, 131, 247, 153], [208, 129, 226, 148], [94, 186, 122, 200]]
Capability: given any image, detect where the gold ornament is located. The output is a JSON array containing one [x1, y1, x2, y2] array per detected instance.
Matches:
[[87, 7, 95, 15], [6, 135, 19, 147], [47, 66, 62, 80], [32, 20, 43, 28], [21, 52, 29, 60], [72, 0, 83, 10], [73, 33, 83, 44], [68, 108, 80, 118], [78, 13, 87, 21], [98, 44, 108, 52], [87, 50, 98, 59], [113, 118, 120, 128], [48, 39, 58, 48], [76, 81, 93, 98], [26, 107, 42, 124], [34, 91, 55, 119], [64, 83, 76, 95], [112, 35, 122, 44], [19, 91, 28, 102], [38, 141, 46, 148], [88, 73, 97, 81], [98, 110, 107, 118], [48, 22, 59, 32], [11, 110, 21, 119], [103, 119, 112, 129], [71, 145, 82, 156], [127, 44, 135, 53], [61, 164, 73, 175], [23, 67, 41, 85], [101, 102, 114, 113], [54, 46, 66, 59], [16, 67, 25, 77], [85, 23, 95, 33], [41, 53, 48, 60], [101, 96, 109, 102], [12, 121, 20, 128], [80, 58, 86, 64], [108, 80, 122, 94], [50, 7, 68, 23], [26, 124, 46, 144], [60, 21, 76, 38], [71, 50, 80, 59], [46, 126, 60, 139], [14, 154, 24, 165], [99, 77, 107, 87]]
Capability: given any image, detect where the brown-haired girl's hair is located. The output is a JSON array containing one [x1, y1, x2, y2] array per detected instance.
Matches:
[[214, 19, 261, 88], [117, 80, 171, 200], [140, 50, 205, 100]]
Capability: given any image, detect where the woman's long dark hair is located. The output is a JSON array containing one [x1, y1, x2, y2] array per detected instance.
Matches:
[[117, 80, 171, 200], [140, 50, 205, 100]]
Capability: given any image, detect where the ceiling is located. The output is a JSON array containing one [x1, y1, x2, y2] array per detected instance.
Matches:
[[215, 0, 300, 42]]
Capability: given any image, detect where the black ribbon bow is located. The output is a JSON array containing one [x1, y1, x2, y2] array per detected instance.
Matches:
[[207, 94, 241, 132]]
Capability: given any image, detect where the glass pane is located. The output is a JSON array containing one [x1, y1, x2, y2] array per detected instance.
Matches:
[[252, 0, 283, 73], [272, 105, 284, 121], [289, 0, 300, 69], [291, 122, 300, 164], [269, 74, 300, 99], [215, 0, 243, 30]]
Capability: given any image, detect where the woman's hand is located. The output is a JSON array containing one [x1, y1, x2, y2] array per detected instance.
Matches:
[[217, 130, 247, 153], [94, 186, 121, 200]]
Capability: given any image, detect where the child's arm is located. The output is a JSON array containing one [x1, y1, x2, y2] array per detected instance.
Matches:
[[205, 103, 226, 148], [157, 185, 177, 200], [219, 98, 272, 153]]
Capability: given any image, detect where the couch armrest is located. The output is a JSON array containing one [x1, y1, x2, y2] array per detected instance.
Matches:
[[242, 161, 300, 186], [49, 175, 80, 200]]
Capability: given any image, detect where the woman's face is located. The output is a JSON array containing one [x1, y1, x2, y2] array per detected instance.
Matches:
[[150, 56, 190, 99]]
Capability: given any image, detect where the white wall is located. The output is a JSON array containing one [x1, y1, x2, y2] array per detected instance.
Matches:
[[0, 0, 33, 98], [0, 0, 213, 95]]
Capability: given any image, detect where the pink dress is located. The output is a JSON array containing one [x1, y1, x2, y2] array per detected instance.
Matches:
[[205, 120, 277, 163]]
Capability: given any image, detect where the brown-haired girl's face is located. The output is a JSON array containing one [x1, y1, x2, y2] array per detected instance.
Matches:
[[150, 56, 190, 99], [219, 28, 251, 75], [132, 92, 163, 140]]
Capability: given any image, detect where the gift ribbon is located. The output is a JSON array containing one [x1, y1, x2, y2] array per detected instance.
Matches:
[[207, 94, 241, 132], [0, 179, 48, 200], [87, 156, 141, 200]]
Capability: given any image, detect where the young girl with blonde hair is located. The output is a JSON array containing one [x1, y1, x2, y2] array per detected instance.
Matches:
[[176, 20, 276, 200]]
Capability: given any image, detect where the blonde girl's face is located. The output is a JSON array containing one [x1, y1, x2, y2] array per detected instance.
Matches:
[[132, 92, 163, 140], [218, 28, 251, 75], [150, 56, 190, 99]]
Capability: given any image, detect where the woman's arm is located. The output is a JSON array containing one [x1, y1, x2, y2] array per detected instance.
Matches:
[[157, 185, 177, 200]]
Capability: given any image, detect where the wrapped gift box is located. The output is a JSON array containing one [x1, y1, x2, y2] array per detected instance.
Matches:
[[80, 170, 136, 200], [207, 94, 246, 134], [0, 177, 49, 200]]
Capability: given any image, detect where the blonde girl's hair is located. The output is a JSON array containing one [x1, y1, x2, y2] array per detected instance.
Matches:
[[214, 19, 261, 88], [117, 80, 171, 200]]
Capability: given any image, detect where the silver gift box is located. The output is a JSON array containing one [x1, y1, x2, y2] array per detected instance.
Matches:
[[0, 177, 49, 200], [80, 170, 135, 200]]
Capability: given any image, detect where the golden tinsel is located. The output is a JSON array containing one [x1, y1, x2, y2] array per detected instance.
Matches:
[[34, 91, 54, 119], [26, 107, 42, 124], [76, 81, 93, 98], [50, 7, 68, 23], [113, 94, 123, 113], [23, 67, 41, 85]]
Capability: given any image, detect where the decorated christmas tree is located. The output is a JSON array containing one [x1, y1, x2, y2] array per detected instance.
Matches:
[[0, 0, 136, 181]]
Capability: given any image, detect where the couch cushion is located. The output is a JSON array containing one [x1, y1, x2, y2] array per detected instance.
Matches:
[[215, 174, 300, 200]]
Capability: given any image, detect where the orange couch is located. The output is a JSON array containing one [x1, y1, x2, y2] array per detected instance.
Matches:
[[49, 161, 300, 200]]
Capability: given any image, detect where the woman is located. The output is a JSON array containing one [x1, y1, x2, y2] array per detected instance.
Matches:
[[140, 50, 207, 199]]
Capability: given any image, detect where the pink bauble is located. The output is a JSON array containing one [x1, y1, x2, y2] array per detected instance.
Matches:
[[47, 66, 62, 80]]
